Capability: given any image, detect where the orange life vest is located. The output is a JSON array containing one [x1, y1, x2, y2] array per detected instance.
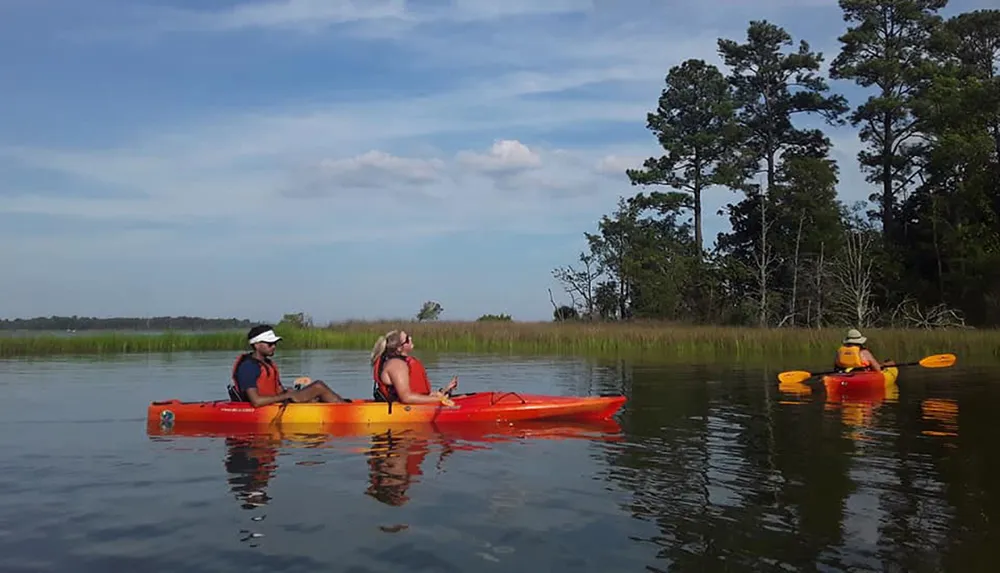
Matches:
[[835, 345, 870, 371], [372, 354, 432, 402], [231, 353, 282, 397]]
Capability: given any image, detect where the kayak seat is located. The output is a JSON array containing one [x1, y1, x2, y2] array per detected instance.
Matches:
[[227, 384, 247, 402]]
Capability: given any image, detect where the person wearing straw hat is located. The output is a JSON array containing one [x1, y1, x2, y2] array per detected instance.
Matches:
[[833, 328, 893, 373]]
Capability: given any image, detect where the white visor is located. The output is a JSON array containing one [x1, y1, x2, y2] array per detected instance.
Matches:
[[249, 329, 282, 344]]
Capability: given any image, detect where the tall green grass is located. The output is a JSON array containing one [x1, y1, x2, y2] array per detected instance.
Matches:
[[2, 321, 998, 362]]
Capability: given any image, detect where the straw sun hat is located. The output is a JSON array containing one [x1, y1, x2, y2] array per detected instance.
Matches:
[[843, 328, 867, 345]]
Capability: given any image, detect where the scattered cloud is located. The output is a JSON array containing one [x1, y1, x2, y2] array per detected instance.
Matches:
[[4, 0, 991, 320], [0, 136, 628, 240], [189, 0, 412, 32], [137, 0, 597, 37]]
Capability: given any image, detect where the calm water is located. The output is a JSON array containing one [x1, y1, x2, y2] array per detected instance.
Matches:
[[1, 350, 998, 572]]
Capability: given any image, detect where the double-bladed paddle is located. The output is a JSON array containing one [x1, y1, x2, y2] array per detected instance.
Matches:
[[777, 353, 957, 385]]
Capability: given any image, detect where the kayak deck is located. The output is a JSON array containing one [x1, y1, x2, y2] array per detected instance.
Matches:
[[148, 391, 627, 427]]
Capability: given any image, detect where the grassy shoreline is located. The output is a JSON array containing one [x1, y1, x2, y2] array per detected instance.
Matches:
[[2, 321, 997, 362]]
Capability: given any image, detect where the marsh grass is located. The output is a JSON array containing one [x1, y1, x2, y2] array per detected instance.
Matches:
[[2, 320, 997, 362]]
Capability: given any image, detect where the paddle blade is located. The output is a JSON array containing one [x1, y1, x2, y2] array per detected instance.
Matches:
[[918, 353, 957, 368], [777, 370, 814, 385]]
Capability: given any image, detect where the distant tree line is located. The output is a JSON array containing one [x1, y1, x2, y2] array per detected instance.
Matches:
[[0, 316, 256, 331], [553, 3, 999, 328]]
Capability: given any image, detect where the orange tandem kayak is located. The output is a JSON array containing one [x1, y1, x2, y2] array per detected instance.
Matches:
[[148, 391, 627, 428]]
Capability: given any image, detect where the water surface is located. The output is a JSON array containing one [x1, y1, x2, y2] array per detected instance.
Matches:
[[0, 350, 997, 572]]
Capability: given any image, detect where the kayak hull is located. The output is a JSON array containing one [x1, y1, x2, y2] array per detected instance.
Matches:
[[147, 391, 627, 428], [822, 367, 899, 399], [146, 418, 626, 443]]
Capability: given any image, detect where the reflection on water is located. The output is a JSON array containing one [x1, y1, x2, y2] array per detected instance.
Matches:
[[596, 361, 992, 572], [225, 434, 279, 509], [365, 428, 447, 507], [150, 419, 625, 552], [921, 398, 959, 439], [2, 350, 999, 572]]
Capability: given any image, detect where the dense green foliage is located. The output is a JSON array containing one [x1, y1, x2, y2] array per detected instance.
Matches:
[[555, 4, 1000, 328], [476, 313, 513, 322]]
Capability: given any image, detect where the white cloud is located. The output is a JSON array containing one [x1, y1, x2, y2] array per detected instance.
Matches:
[[149, 0, 594, 35], [198, 0, 411, 31], [456, 139, 542, 174], [447, 0, 594, 19], [317, 150, 444, 185], [595, 154, 645, 177]]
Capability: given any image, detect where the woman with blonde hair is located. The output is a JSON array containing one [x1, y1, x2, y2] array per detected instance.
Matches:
[[370, 330, 458, 405]]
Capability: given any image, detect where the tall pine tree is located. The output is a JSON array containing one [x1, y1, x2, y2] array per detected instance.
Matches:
[[627, 59, 742, 259], [716, 21, 848, 326], [829, 0, 947, 241]]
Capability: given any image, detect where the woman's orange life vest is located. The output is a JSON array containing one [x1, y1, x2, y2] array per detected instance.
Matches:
[[835, 345, 870, 371], [372, 354, 432, 402], [231, 353, 282, 397]]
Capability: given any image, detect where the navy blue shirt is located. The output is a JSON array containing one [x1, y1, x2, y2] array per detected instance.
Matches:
[[234, 357, 277, 394]]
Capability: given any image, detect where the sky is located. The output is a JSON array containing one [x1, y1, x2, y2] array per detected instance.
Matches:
[[1, 0, 993, 324]]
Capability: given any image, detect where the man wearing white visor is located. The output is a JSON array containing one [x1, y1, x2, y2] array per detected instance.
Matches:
[[230, 324, 348, 406]]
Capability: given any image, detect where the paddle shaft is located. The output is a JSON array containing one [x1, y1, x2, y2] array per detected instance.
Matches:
[[813, 360, 915, 379]]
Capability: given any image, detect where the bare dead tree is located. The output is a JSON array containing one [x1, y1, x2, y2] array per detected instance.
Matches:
[[751, 193, 778, 328], [931, 194, 946, 298], [831, 231, 878, 327], [783, 210, 806, 327], [814, 241, 825, 328], [551, 251, 600, 319], [548, 288, 580, 321], [889, 297, 969, 329], [547, 288, 559, 316]]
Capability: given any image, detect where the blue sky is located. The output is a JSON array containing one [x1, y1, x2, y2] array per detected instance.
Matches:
[[1, 0, 992, 323]]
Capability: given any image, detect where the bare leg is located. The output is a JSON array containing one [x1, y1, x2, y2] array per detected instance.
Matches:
[[290, 380, 348, 403]]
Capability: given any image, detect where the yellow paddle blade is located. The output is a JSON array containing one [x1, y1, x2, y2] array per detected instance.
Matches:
[[777, 370, 814, 385], [918, 353, 957, 368]]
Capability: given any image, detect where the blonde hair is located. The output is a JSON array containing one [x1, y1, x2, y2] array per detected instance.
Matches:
[[370, 330, 405, 365]]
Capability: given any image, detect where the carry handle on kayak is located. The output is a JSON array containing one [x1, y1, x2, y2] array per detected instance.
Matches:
[[490, 392, 527, 406]]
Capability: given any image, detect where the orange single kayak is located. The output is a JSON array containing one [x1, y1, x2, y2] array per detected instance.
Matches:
[[148, 391, 627, 427], [821, 366, 899, 398]]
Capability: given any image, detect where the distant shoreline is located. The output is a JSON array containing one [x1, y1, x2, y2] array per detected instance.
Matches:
[[1, 320, 996, 363], [0, 316, 256, 332]]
